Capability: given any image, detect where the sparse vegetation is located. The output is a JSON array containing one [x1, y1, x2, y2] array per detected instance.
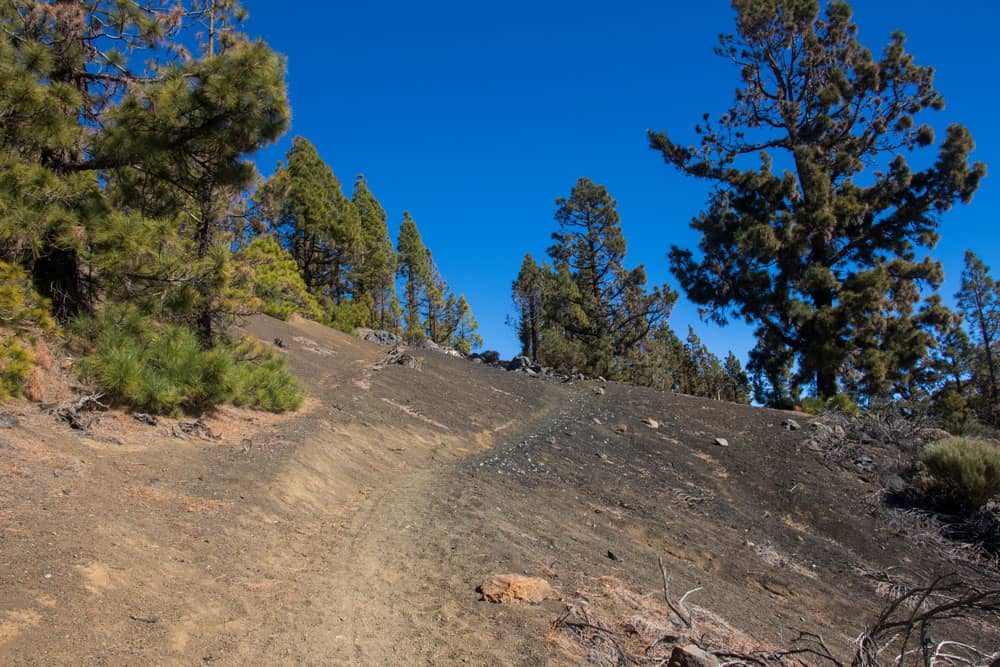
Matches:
[[921, 436, 1000, 512]]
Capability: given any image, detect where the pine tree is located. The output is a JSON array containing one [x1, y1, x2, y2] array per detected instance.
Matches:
[[234, 235, 323, 321], [547, 177, 675, 376], [536, 263, 588, 373], [956, 250, 1000, 421], [722, 352, 751, 404], [450, 295, 483, 355], [1, 2, 289, 340], [511, 254, 545, 359], [421, 253, 451, 345], [652, 0, 985, 404], [264, 137, 360, 310], [351, 175, 397, 329], [396, 212, 429, 342]]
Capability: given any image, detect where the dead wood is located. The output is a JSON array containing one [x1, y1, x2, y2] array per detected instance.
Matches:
[[50, 393, 107, 430]]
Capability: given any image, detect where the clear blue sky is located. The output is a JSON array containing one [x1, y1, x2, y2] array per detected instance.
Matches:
[[243, 0, 999, 361]]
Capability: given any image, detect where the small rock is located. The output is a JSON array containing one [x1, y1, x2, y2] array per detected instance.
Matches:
[[592, 417, 602, 425], [480, 350, 501, 364], [782, 418, 800, 431], [606, 550, 619, 561], [854, 455, 875, 472], [478, 574, 553, 604], [668, 644, 720, 667], [613, 424, 629, 434], [133, 413, 158, 426], [0, 411, 19, 429], [523, 368, 539, 378], [594, 387, 606, 396], [642, 417, 660, 430], [883, 473, 907, 494], [597, 376, 607, 383], [713, 437, 729, 447]]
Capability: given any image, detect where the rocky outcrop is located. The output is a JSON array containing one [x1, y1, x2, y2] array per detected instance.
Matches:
[[358, 329, 401, 346]]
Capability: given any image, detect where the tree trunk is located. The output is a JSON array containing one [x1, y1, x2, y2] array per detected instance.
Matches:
[[816, 369, 837, 400], [194, 194, 215, 347], [528, 300, 539, 361]]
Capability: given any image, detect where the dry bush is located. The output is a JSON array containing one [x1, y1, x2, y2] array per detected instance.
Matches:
[[920, 437, 1000, 512]]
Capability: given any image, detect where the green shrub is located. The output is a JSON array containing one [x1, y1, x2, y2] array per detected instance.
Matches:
[[0, 260, 55, 402], [226, 336, 303, 412], [920, 437, 1000, 511], [0, 261, 55, 331], [0, 337, 34, 400], [326, 296, 371, 334], [76, 305, 303, 415], [800, 393, 861, 416]]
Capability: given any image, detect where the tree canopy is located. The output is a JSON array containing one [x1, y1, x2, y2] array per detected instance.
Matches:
[[651, 0, 985, 405]]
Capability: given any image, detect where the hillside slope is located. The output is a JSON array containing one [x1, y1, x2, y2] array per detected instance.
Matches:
[[0, 315, 994, 665]]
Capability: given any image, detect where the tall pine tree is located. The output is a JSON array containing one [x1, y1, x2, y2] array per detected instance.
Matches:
[[512, 254, 545, 359], [547, 177, 675, 376], [956, 250, 1000, 422], [396, 212, 429, 342], [351, 175, 397, 331], [652, 0, 984, 404]]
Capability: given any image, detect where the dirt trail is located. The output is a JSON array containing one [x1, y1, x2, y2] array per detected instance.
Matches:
[[0, 316, 563, 665], [1, 315, 995, 665]]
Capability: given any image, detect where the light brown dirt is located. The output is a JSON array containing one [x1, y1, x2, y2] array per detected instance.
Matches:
[[0, 314, 996, 665]]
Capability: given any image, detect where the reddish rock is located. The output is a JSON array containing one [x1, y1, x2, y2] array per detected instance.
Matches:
[[478, 574, 554, 604]]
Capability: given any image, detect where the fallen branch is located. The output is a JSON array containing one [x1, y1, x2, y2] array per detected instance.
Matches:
[[658, 555, 697, 629], [853, 574, 1000, 667]]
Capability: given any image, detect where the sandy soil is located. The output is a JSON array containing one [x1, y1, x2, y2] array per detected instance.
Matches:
[[0, 315, 995, 665]]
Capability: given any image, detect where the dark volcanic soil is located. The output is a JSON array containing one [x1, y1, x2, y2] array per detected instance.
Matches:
[[1, 315, 996, 665]]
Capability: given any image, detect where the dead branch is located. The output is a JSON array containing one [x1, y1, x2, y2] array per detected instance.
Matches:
[[374, 345, 420, 370], [852, 574, 1000, 667], [658, 555, 697, 629]]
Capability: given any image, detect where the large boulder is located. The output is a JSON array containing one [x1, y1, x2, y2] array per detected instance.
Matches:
[[506, 355, 533, 371], [478, 574, 554, 604]]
